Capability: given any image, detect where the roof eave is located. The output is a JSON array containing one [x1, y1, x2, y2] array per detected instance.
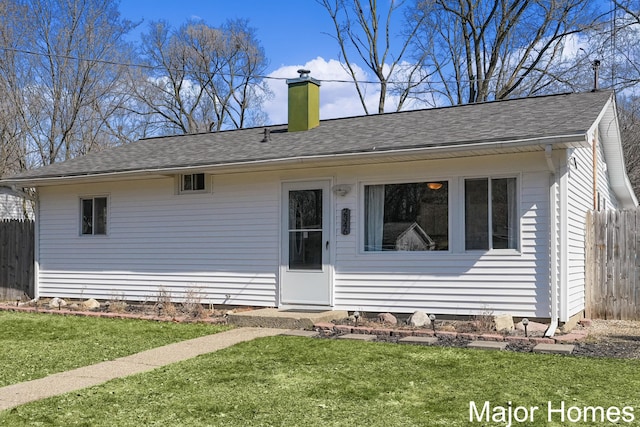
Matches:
[[1, 133, 588, 187]]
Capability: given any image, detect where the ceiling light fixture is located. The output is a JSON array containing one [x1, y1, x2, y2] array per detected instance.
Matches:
[[427, 182, 443, 190]]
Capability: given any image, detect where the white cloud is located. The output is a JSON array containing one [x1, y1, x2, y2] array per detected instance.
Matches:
[[263, 57, 379, 125], [262, 56, 439, 125]]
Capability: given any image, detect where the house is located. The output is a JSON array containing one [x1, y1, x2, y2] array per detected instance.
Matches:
[[0, 186, 33, 220], [2, 71, 637, 332]]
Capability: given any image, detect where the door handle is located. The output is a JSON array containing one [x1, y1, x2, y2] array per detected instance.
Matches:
[[326, 241, 329, 250]]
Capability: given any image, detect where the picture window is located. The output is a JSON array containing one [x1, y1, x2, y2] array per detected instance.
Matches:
[[364, 181, 449, 252]]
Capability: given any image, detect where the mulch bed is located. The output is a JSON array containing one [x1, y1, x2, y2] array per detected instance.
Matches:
[[313, 317, 640, 359]]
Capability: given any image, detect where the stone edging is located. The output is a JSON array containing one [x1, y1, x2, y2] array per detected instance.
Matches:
[[0, 305, 228, 324], [313, 319, 593, 345]]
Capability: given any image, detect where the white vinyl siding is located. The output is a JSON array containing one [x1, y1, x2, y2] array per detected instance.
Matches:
[[332, 153, 551, 318], [36, 151, 553, 318], [564, 136, 621, 319], [37, 174, 279, 305]]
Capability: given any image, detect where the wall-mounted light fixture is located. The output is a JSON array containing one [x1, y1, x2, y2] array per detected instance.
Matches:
[[332, 184, 352, 196], [427, 182, 443, 190]]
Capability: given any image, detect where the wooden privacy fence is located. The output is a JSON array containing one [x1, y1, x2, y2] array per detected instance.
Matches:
[[585, 209, 640, 320], [0, 219, 34, 300]]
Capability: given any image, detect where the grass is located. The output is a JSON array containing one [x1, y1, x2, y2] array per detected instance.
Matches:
[[1, 336, 639, 426], [0, 311, 230, 387]]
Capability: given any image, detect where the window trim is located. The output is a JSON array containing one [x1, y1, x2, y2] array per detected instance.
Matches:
[[359, 178, 452, 255], [79, 195, 109, 236], [462, 175, 520, 253], [177, 173, 210, 194]]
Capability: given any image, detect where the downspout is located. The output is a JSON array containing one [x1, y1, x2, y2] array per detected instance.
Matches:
[[33, 190, 40, 300], [544, 145, 559, 337], [592, 129, 598, 210]]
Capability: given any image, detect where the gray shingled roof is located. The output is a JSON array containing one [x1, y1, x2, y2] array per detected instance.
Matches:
[[4, 90, 614, 183]]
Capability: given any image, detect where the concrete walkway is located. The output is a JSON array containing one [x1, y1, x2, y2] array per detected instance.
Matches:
[[0, 327, 285, 412]]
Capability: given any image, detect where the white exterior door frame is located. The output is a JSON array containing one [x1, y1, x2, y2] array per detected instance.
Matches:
[[280, 180, 333, 308]]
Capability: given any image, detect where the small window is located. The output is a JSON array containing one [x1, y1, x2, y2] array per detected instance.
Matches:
[[465, 177, 518, 250], [180, 173, 207, 193], [81, 197, 107, 235], [364, 181, 448, 251]]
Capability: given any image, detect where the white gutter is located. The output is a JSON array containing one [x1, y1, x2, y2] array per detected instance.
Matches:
[[587, 94, 637, 208], [1, 133, 587, 187], [544, 145, 559, 337]]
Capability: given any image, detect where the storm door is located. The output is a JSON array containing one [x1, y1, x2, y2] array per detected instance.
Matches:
[[280, 181, 331, 306]]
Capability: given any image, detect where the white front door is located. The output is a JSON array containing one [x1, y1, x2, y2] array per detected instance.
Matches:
[[280, 181, 331, 306]]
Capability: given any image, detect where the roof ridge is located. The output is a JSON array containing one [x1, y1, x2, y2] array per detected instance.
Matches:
[[138, 91, 612, 141]]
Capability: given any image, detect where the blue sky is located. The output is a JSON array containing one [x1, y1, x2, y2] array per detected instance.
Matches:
[[117, 0, 403, 124], [118, 0, 339, 72]]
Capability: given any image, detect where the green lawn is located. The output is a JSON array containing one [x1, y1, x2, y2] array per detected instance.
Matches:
[[1, 336, 639, 426], [0, 311, 230, 387]]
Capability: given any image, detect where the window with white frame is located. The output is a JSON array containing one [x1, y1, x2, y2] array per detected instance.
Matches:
[[81, 196, 107, 235], [464, 177, 518, 250], [364, 181, 448, 251], [180, 173, 207, 192]]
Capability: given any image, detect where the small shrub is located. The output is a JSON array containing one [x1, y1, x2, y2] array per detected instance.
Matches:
[[183, 287, 206, 319], [154, 287, 177, 318], [107, 293, 127, 313], [473, 310, 495, 332]]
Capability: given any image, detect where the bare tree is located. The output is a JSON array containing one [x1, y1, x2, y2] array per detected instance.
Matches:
[[0, 0, 137, 169], [135, 19, 270, 135], [601, 1, 640, 90], [618, 96, 640, 197], [318, 0, 432, 114], [614, 0, 640, 24], [0, 0, 28, 177], [410, 0, 599, 105]]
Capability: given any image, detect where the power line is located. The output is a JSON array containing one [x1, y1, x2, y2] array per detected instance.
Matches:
[[0, 45, 391, 85]]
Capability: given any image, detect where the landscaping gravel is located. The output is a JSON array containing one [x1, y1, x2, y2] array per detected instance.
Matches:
[[323, 319, 640, 359]]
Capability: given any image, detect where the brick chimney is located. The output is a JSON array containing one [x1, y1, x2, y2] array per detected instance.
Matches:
[[286, 69, 320, 132]]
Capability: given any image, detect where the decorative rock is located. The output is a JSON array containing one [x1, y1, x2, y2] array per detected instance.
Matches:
[[408, 311, 431, 327], [82, 298, 101, 310], [515, 320, 548, 333], [378, 312, 397, 325], [48, 297, 67, 309], [494, 314, 514, 332]]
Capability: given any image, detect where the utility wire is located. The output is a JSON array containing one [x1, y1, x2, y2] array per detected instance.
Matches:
[[0, 45, 394, 85], [0, 45, 540, 87]]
